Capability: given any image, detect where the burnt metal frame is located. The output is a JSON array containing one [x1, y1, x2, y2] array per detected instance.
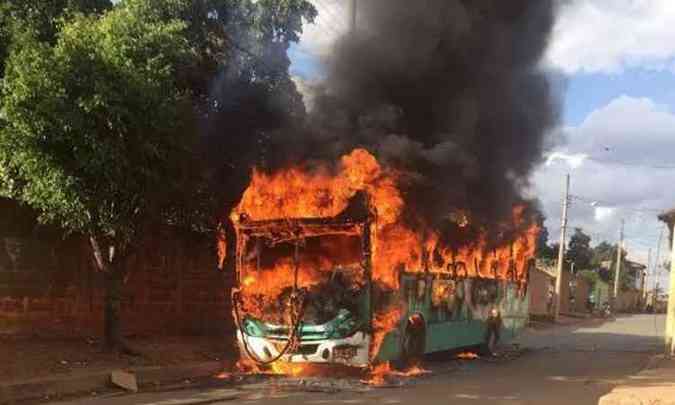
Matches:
[[232, 211, 375, 362]]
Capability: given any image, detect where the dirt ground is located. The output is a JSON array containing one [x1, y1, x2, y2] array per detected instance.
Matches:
[[0, 334, 233, 383]]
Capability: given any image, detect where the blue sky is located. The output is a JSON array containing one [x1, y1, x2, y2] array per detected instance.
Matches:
[[564, 70, 675, 125], [289, 44, 322, 79]]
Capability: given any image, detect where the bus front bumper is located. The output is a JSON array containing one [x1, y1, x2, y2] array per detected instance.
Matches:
[[236, 330, 370, 367]]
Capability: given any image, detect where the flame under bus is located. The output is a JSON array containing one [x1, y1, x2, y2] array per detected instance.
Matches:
[[231, 210, 531, 368]]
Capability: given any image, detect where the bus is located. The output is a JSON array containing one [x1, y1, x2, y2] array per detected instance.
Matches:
[[230, 196, 532, 368]]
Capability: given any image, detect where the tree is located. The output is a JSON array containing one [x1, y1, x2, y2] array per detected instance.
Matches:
[[591, 241, 615, 268], [567, 228, 593, 272], [0, 1, 112, 78], [158, 0, 319, 255], [536, 225, 555, 259], [550, 242, 560, 259], [534, 214, 556, 260], [590, 241, 636, 290], [0, 0, 318, 348], [578, 269, 600, 297], [0, 0, 193, 350], [197, 0, 318, 203]]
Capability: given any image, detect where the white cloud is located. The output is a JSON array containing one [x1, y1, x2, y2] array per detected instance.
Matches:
[[296, 0, 347, 57], [594, 207, 615, 222], [545, 151, 588, 168], [548, 0, 675, 74], [568, 96, 675, 164], [534, 95, 675, 286]]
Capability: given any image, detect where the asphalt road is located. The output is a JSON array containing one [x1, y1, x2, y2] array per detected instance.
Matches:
[[54, 314, 666, 405]]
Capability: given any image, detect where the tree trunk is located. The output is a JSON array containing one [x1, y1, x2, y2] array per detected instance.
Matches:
[[104, 266, 123, 351], [90, 235, 140, 355]]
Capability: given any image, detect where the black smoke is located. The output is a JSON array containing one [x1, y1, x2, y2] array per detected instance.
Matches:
[[261, 0, 560, 244], [218, 1, 560, 250]]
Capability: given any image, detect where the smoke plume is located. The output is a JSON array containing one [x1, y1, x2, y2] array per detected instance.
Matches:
[[259, 1, 559, 243]]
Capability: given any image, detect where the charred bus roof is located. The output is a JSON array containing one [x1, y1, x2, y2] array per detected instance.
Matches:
[[233, 191, 373, 240]]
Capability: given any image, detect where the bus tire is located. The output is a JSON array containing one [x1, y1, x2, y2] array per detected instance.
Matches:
[[397, 314, 426, 369]]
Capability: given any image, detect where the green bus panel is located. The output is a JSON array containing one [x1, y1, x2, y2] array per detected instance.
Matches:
[[425, 320, 485, 353], [374, 277, 530, 361], [376, 328, 403, 362]]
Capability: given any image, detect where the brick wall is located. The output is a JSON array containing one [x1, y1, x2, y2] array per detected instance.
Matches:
[[529, 264, 593, 317], [529, 266, 554, 316], [616, 289, 641, 313], [0, 225, 234, 337]]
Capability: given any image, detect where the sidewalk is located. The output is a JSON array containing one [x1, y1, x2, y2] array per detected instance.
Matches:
[[0, 334, 234, 404], [527, 313, 596, 330], [599, 355, 675, 405], [0, 361, 226, 404]]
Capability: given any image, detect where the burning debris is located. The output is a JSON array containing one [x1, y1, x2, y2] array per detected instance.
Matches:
[[456, 352, 480, 360], [363, 362, 431, 387]]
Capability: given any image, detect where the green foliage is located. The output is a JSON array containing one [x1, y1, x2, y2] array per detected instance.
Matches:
[[0, 0, 193, 248], [578, 269, 600, 288], [0, 3, 11, 78], [1, 1, 112, 42], [0, 1, 112, 77], [162, 0, 318, 229], [591, 241, 615, 268], [567, 227, 592, 271], [535, 217, 556, 260], [585, 240, 638, 291]]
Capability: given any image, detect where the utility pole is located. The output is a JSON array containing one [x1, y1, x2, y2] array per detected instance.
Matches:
[[349, 0, 357, 32], [655, 281, 660, 309], [667, 235, 675, 356], [642, 248, 651, 308], [613, 219, 624, 311], [554, 174, 570, 322], [663, 213, 675, 357]]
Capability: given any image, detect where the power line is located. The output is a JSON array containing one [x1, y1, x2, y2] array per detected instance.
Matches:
[[570, 195, 664, 214], [586, 156, 675, 170]]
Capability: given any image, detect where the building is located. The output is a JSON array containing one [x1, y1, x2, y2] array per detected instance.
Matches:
[[529, 259, 591, 320], [529, 261, 555, 319]]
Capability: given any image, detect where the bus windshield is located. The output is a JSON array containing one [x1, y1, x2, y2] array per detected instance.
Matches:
[[238, 233, 367, 325]]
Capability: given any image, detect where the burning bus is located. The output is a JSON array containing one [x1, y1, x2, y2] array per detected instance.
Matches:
[[226, 149, 537, 369]]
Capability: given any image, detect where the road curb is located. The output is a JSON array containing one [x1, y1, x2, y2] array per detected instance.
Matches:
[[139, 389, 241, 405], [643, 353, 665, 370], [598, 355, 675, 405], [0, 361, 223, 404]]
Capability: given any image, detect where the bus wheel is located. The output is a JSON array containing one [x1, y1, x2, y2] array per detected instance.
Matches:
[[398, 314, 426, 369]]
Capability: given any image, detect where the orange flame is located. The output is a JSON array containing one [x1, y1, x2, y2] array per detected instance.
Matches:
[[371, 307, 403, 359], [363, 362, 430, 385], [456, 352, 479, 360], [236, 358, 262, 374], [270, 362, 313, 377], [364, 362, 393, 386], [216, 224, 227, 270], [229, 148, 538, 367], [395, 363, 430, 377], [232, 149, 410, 290]]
